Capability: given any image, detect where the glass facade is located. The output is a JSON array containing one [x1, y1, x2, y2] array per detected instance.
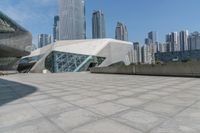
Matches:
[[38, 34, 52, 48], [115, 22, 128, 41], [53, 16, 59, 42], [0, 11, 32, 70], [148, 31, 157, 44], [0, 18, 15, 33], [155, 50, 200, 62], [59, 0, 86, 40], [19, 55, 44, 64], [45, 51, 105, 73], [0, 11, 27, 33], [17, 55, 44, 73], [92, 10, 106, 39], [0, 57, 19, 70]]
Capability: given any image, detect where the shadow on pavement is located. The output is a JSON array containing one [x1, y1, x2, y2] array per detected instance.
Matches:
[[0, 78, 37, 106]]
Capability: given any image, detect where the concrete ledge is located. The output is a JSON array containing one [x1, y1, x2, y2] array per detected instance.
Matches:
[[90, 61, 200, 77], [0, 71, 18, 76], [91, 62, 135, 75]]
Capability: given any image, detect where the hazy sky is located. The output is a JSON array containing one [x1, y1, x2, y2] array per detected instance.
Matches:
[[1, 0, 200, 45]]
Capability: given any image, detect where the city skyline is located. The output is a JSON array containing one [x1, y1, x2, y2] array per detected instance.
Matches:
[[1, 0, 200, 44]]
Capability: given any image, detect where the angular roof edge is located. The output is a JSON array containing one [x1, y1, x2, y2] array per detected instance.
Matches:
[[0, 10, 28, 32], [55, 38, 133, 45], [28, 38, 132, 57]]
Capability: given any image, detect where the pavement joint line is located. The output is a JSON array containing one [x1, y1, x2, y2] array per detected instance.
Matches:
[[22, 95, 67, 133], [35, 88, 110, 118], [146, 97, 200, 133], [4, 83, 66, 133]]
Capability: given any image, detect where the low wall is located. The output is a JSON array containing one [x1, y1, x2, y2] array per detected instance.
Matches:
[[91, 64, 135, 75], [90, 62, 200, 77], [0, 71, 18, 76]]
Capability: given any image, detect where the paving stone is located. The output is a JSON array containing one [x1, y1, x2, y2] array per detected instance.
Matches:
[[150, 107, 200, 133], [159, 95, 198, 107], [142, 102, 186, 117], [115, 97, 148, 107], [113, 109, 166, 132], [33, 102, 77, 116], [73, 97, 104, 107], [49, 109, 101, 131], [97, 94, 119, 101], [0, 103, 42, 128], [87, 102, 129, 116], [70, 119, 143, 133], [0, 119, 63, 133]]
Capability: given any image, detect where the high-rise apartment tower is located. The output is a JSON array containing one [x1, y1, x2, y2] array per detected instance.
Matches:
[[115, 22, 128, 41], [59, 0, 86, 40], [92, 10, 106, 39]]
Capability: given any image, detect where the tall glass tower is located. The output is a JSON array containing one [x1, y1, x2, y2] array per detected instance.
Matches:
[[92, 10, 106, 39], [38, 34, 52, 48], [179, 30, 189, 51], [53, 16, 59, 42], [168, 32, 179, 52], [115, 22, 128, 41], [59, 0, 86, 40], [148, 31, 157, 44]]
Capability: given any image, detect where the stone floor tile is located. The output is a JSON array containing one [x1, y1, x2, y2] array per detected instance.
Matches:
[[0, 103, 42, 128], [87, 102, 129, 116], [142, 102, 186, 117], [49, 108, 101, 131], [115, 97, 148, 107], [113, 109, 166, 132], [70, 119, 143, 133]]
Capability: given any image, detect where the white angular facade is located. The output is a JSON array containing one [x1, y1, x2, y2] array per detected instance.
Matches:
[[59, 0, 86, 40], [18, 39, 133, 73]]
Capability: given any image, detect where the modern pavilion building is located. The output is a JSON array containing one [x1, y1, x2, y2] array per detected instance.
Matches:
[[18, 39, 133, 73]]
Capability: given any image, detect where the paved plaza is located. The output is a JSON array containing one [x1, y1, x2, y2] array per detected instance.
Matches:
[[0, 73, 200, 133]]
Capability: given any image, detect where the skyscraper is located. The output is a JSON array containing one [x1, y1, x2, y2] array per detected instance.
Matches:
[[53, 16, 59, 42], [92, 10, 106, 39], [166, 33, 172, 52], [38, 34, 51, 48], [148, 31, 157, 44], [59, 0, 86, 40], [179, 30, 189, 51], [166, 32, 179, 52], [141, 44, 154, 64], [133, 42, 142, 64], [115, 22, 128, 41], [188, 32, 200, 50], [157, 43, 166, 53], [144, 31, 157, 64], [145, 38, 150, 45]]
